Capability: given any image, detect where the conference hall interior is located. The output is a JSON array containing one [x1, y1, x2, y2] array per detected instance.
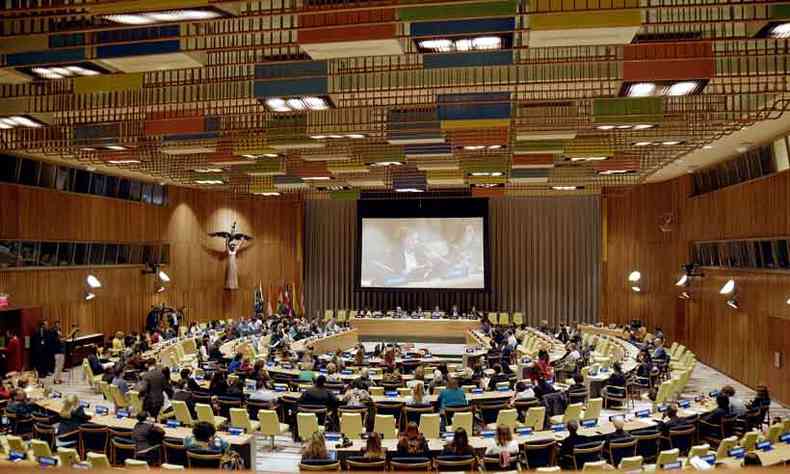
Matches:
[[1, 0, 790, 472]]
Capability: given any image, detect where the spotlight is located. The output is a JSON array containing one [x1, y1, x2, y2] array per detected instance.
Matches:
[[769, 22, 790, 39], [631, 286, 641, 293], [719, 279, 736, 295], [675, 274, 689, 287], [679, 291, 691, 300], [84, 291, 96, 301], [86, 274, 102, 289], [726, 298, 739, 310], [628, 83, 656, 97], [156, 286, 166, 294], [158, 270, 171, 283], [628, 271, 642, 282], [417, 35, 506, 53]]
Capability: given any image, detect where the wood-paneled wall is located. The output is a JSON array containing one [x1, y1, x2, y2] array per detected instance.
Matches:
[[604, 171, 790, 404], [0, 184, 302, 339]]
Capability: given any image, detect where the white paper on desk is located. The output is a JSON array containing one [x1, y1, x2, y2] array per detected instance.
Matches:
[[689, 456, 714, 470]]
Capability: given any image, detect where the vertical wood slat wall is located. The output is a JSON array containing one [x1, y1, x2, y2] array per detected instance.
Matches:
[[604, 171, 790, 405], [304, 196, 601, 327], [0, 184, 303, 339]]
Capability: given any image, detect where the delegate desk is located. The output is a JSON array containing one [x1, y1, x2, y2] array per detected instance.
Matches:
[[350, 317, 479, 341], [291, 329, 359, 354]]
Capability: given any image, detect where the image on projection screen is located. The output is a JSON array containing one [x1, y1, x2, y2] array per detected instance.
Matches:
[[360, 217, 485, 289]]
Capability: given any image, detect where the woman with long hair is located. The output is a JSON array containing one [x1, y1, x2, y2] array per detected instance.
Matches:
[[396, 422, 430, 457], [57, 394, 91, 444], [302, 432, 329, 460], [442, 427, 474, 456], [407, 381, 425, 406], [362, 432, 385, 459]]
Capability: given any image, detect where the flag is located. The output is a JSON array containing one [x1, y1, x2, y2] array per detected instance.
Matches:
[[266, 285, 274, 316], [282, 282, 293, 317], [253, 281, 264, 315]]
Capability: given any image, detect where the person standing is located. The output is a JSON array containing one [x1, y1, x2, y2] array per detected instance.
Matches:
[[1, 329, 23, 374], [51, 321, 65, 384], [31, 321, 51, 377], [139, 362, 173, 418]]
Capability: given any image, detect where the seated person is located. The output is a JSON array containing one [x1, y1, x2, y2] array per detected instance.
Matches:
[[436, 378, 467, 413], [178, 368, 202, 392], [133, 413, 166, 463], [407, 381, 428, 406], [225, 378, 245, 398], [185, 421, 229, 453], [111, 367, 129, 395], [382, 367, 402, 385], [567, 374, 586, 394], [558, 420, 592, 469], [510, 381, 536, 405], [302, 432, 332, 466], [747, 385, 771, 412], [341, 378, 371, 407], [607, 363, 627, 388], [605, 417, 634, 449], [299, 375, 339, 409], [227, 353, 244, 373], [361, 432, 386, 460], [87, 345, 107, 377], [249, 379, 276, 404], [485, 425, 520, 467], [325, 363, 342, 383], [533, 376, 557, 400], [208, 371, 228, 397], [721, 385, 746, 417], [659, 404, 689, 436], [396, 422, 430, 457], [6, 389, 34, 417], [442, 427, 475, 456], [534, 350, 554, 382], [486, 364, 511, 391], [112, 332, 125, 353], [298, 361, 317, 383], [701, 394, 730, 437], [56, 394, 91, 443]]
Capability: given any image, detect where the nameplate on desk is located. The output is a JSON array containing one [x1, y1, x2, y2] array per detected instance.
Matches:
[[52, 391, 62, 399], [95, 405, 109, 415], [116, 410, 129, 419], [656, 404, 667, 413], [661, 461, 682, 470], [635, 409, 651, 418], [324, 432, 341, 442], [8, 451, 25, 461], [38, 456, 58, 466], [757, 441, 773, 451], [780, 432, 790, 443], [709, 390, 719, 397], [384, 391, 398, 397], [496, 386, 510, 392], [699, 454, 716, 465], [274, 386, 287, 392], [228, 427, 244, 435], [194, 375, 204, 381], [551, 423, 566, 432], [341, 369, 353, 375], [599, 368, 609, 373], [166, 420, 181, 428], [79, 401, 90, 408], [678, 400, 690, 409], [282, 364, 293, 369], [516, 427, 533, 435], [472, 388, 483, 394], [319, 369, 327, 374], [442, 432, 454, 440], [481, 430, 495, 438], [581, 419, 597, 428], [728, 447, 745, 459]]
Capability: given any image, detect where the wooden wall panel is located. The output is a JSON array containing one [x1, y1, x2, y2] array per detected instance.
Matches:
[[0, 184, 302, 340], [604, 171, 790, 404]]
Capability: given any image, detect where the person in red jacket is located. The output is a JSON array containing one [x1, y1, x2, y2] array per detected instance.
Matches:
[[1, 329, 23, 375]]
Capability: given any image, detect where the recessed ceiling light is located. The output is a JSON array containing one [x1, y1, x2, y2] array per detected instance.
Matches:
[[702, 145, 713, 150], [195, 179, 224, 185], [476, 183, 500, 188], [599, 169, 631, 175], [634, 141, 653, 146], [302, 176, 332, 181], [464, 145, 486, 150], [106, 145, 127, 151], [628, 82, 657, 97], [346, 134, 366, 139], [254, 192, 281, 196], [632, 124, 654, 130], [266, 96, 331, 112], [417, 35, 504, 53], [81, 147, 96, 151], [369, 161, 402, 167], [770, 22, 790, 39], [263, 153, 279, 158], [488, 145, 503, 150], [661, 141, 682, 146], [551, 186, 578, 191], [194, 168, 223, 173], [103, 9, 224, 25], [596, 125, 616, 130], [107, 159, 141, 164], [667, 81, 700, 96], [616, 125, 632, 129], [470, 172, 503, 177], [0, 115, 44, 128], [395, 188, 424, 193], [720, 279, 736, 295]]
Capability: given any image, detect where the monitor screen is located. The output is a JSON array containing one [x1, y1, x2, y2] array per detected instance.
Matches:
[[359, 217, 485, 289]]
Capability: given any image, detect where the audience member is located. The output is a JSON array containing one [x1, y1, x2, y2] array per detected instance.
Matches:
[[559, 420, 592, 469], [299, 375, 338, 409], [442, 427, 475, 456], [436, 378, 467, 413], [362, 432, 385, 460], [396, 422, 430, 457], [185, 421, 229, 453]]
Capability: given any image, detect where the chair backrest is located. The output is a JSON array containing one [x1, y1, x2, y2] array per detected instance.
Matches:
[[582, 460, 607, 471], [766, 423, 783, 443], [186, 450, 222, 469], [687, 444, 711, 460], [608, 438, 637, 466], [634, 431, 660, 460], [109, 384, 128, 408], [345, 457, 386, 471], [583, 398, 602, 421], [418, 413, 440, 439], [573, 442, 603, 470], [495, 408, 518, 431], [740, 431, 759, 452], [340, 413, 364, 439], [667, 425, 695, 455], [87, 452, 112, 469], [450, 412, 473, 435], [323, 310, 334, 322], [300, 460, 341, 471], [297, 413, 321, 440], [656, 448, 679, 467], [172, 400, 193, 427], [618, 455, 643, 471], [163, 438, 187, 467], [563, 403, 583, 423], [373, 414, 398, 439], [80, 423, 109, 454], [195, 403, 217, 424], [57, 447, 80, 467], [229, 408, 252, 432], [524, 407, 546, 432], [389, 457, 432, 471], [523, 439, 556, 469], [30, 439, 53, 457], [259, 410, 283, 437], [512, 312, 524, 325], [436, 455, 476, 470], [127, 390, 143, 415], [369, 386, 384, 396], [716, 436, 738, 460]]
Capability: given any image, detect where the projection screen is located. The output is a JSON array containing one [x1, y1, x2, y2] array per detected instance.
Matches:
[[360, 217, 485, 289]]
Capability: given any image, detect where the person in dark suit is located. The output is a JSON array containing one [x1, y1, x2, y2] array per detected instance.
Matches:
[[133, 413, 165, 464], [299, 375, 338, 409], [31, 321, 51, 377], [140, 364, 173, 418], [658, 404, 689, 436], [701, 394, 730, 438], [559, 420, 593, 470], [607, 363, 627, 388], [605, 417, 633, 449]]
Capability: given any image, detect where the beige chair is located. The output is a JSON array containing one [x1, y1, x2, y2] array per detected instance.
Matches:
[[172, 400, 194, 427], [582, 460, 608, 471], [127, 390, 143, 415], [373, 414, 398, 439], [195, 403, 226, 429], [323, 310, 334, 322], [766, 423, 783, 443], [340, 413, 364, 439], [109, 384, 128, 409], [419, 414, 440, 439], [297, 413, 324, 440], [498, 312, 510, 326], [536, 468, 561, 473], [82, 359, 102, 390], [259, 410, 289, 449], [30, 439, 53, 458], [524, 407, 546, 432], [656, 448, 679, 468], [447, 412, 473, 435], [56, 447, 81, 467], [87, 452, 111, 469], [230, 408, 260, 433], [740, 431, 759, 452], [488, 408, 518, 431], [125, 459, 149, 470], [161, 463, 185, 470], [369, 386, 384, 396], [582, 398, 603, 421], [618, 455, 643, 471], [716, 436, 738, 460], [550, 402, 583, 424], [686, 443, 712, 464], [6, 435, 27, 453], [512, 312, 524, 325]]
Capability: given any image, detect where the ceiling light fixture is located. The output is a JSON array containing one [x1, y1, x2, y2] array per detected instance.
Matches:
[[194, 168, 223, 173], [679, 291, 691, 300], [769, 22, 790, 39], [86, 274, 102, 289], [470, 172, 503, 177], [667, 81, 700, 96], [631, 286, 641, 293], [395, 188, 425, 193], [84, 291, 96, 301], [596, 125, 616, 130], [634, 141, 653, 147], [369, 161, 403, 167], [265, 96, 331, 112], [106, 145, 127, 151], [726, 298, 739, 310], [551, 186, 578, 191], [0, 115, 44, 129], [661, 141, 682, 146], [195, 179, 224, 185], [675, 274, 689, 287], [254, 192, 281, 196], [29, 64, 102, 80], [623, 80, 705, 97], [102, 9, 224, 25], [628, 271, 642, 282], [720, 279, 736, 295], [628, 82, 657, 97], [302, 176, 332, 181], [598, 169, 632, 175], [107, 159, 141, 164], [417, 35, 504, 53]]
